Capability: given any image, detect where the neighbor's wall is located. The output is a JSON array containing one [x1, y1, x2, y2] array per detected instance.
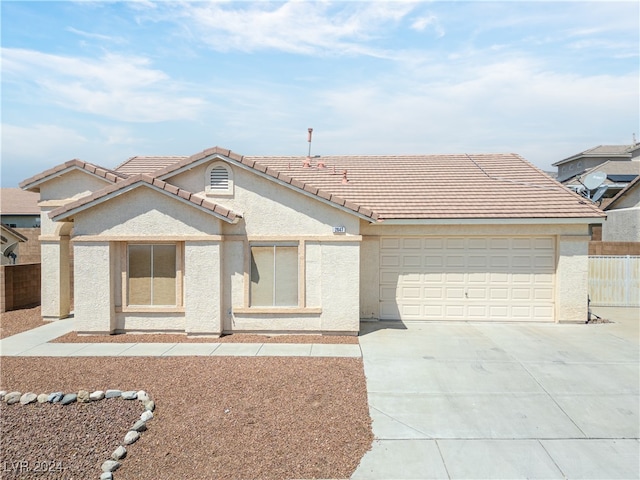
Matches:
[[602, 208, 640, 242], [0, 263, 41, 313]]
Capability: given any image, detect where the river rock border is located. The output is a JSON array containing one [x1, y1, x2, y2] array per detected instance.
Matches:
[[0, 388, 155, 480]]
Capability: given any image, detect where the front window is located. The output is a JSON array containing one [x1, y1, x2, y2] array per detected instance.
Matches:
[[250, 245, 298, 307], [128, 244, 177, 306]]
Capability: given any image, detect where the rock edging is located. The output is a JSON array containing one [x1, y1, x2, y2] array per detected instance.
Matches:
[[0, 388, 155, 480]]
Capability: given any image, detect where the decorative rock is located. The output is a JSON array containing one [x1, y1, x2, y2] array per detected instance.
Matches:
[[77, 390, 91, 403], [37, 393, 49, 403], [140, 410, 153, 422], [111, 445, 127, 461], [123, 430, 140, 445], [90, 390, 105, 401], [121, 390, 138, 400], [5, 392, 21, 404], [20, 392, 37, 405], [105, 389, 122, 399], [100, 473, 113, 480], [144, 400, 155, 412], [100, 460, 121, 473], [130, 419, 147, 432], [60, 393, 77, 405], [137, 390, 149, 402], [48, 392, 64, 403], [0, 391, 6, 398]]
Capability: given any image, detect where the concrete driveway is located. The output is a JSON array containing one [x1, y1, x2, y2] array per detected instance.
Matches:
[[352, 307, 640, 479]]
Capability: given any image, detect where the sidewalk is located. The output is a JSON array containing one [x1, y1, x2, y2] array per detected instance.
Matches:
[[0, 320, 362, 358]]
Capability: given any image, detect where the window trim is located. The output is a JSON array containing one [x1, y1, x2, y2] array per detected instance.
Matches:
[[205, 161, 234, 196], [121, 242, 184, 312]]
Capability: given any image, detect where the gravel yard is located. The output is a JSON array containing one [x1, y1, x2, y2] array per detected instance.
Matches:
[[0, 356, 372, 479], [52, 331, 359, 344], [0, 305, 45, 339]]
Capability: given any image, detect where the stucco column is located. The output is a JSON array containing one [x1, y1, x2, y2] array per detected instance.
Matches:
[[40, 235, 71, 320], [184, 241, 222, 336], [73, 241, 115, 333], [556, 235, 590, 322]]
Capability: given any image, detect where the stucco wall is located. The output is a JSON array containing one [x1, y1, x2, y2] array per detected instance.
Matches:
[[73, 242, 114, 333], [184, 241, 222, 335], [38, 169, 111, 202], [72, 187, 223, 237], [603, 208, 640, 242]]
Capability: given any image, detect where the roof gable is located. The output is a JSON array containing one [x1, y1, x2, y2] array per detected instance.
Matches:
[[20, 159, 125, 192], [605, 176, 640, 211], [49, 174, 241, 224]]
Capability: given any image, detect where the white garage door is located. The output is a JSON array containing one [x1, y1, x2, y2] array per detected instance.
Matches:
[[380, 237, 555, 322]]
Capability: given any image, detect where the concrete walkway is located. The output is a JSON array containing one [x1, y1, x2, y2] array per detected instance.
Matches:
[[352, 307, 640, 480], [0, 320, 362, 358]]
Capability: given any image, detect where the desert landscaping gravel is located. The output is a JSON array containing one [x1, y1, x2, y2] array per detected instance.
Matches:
[[0, 356, 373, 480], [52, 331, 359, 344], [0, 305, 45, 339], [1, 398, 141, 479]]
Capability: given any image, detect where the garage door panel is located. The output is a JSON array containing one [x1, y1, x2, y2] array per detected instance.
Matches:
[[379, 236, 556, 322]]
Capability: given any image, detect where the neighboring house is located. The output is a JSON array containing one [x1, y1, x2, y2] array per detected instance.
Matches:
[[1, 224, 27, 265], [603, 176, 640, 242], [553, 142, 640, 183], [0, 188, 41, 264], [561, 161, 640, 207], [20, 147, 605, 335]]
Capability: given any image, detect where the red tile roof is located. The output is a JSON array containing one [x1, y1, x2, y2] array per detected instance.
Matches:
[[48, 174, 241, 223]]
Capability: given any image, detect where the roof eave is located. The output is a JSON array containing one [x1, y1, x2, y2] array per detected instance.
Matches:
[[376, 216, 606, 225]]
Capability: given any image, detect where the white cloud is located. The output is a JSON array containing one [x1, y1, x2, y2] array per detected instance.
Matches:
[[410, 14, 444, 37], [66, 27, 125, 43], [2, 48, 206, 122], [147, 1, 417, 57]]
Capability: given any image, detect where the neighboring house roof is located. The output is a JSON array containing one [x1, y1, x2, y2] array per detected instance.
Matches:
[[114, 156, 188, 176], [1, 224, 27, 243], [561, 161, 640, 186], [0, 188, 40, 215], [49, 173, 242, 224], [553, 143, 640, 167], [19, 159, 127, 191], [605, 176, 640, 211]]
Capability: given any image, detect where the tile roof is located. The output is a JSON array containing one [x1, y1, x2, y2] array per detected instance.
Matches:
[[242, 153, 604, 220], [49, 174, 242, 223], [561, 161, 640, 185], [0, 188, 40, 215], [114, 156, 188, 176], [25, 147, 606, 223], [553, 143, 640, 166], [19, 159, 126, 191]]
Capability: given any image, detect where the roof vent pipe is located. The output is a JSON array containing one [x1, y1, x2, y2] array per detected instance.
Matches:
[[303, 127, 313, 167]]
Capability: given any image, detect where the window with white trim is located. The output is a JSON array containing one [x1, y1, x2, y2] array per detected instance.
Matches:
[[127, 244, 177, 306], [250, 245, 298, 307], [205, 162, 233, 196]]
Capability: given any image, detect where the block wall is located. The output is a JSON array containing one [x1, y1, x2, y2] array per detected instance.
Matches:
[[0, 263, 41, 312]]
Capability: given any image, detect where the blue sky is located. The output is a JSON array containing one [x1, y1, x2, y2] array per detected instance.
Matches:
[[2, 1, 638, 187]]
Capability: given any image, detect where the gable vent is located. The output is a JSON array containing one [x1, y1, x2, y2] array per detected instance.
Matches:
[[209, 166, 229, 190]]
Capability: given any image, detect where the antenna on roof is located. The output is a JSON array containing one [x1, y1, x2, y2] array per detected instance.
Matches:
[[578, 170, 607, 204]]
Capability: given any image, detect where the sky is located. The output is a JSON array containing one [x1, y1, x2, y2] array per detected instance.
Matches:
[[1, 0, 638, 188]]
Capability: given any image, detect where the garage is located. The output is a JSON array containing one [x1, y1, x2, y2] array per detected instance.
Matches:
[[379, 236, 556, 322]]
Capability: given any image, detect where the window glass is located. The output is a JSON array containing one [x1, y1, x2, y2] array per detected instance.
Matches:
[[250, 245, 298, 307], [128, 244, 176, 306]]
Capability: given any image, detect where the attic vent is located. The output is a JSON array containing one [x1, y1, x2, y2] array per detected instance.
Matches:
[[210, 166, 229, 190], [205, 162, 234, 196]]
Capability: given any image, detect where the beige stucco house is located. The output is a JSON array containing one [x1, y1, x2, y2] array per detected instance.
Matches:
[[20, 147, 605, 335]]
